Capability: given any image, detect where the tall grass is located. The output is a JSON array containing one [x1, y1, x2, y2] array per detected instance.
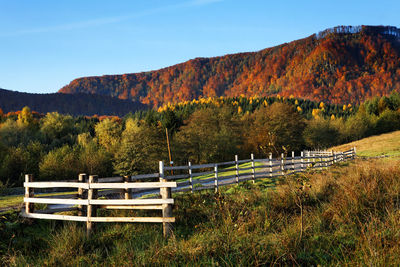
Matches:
[[1, 159, 399, 265]]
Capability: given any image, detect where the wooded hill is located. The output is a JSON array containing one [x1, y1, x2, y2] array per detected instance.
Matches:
[[59, 25, 400, 107], [0, 88, 148, 116]]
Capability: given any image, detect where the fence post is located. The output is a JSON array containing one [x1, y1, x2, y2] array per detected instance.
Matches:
[[269, 153, 273, 177], [251, 153, 255, 183], [281, 153, 285, 176], [87, 175, 98, 237], [214, 165, 219, 193], [301, 151, 304, 172], [308, 151, 311, 169], [291, 151, 295, 172], [188, 162, 193, 193], [324, 153, 328, 169], [78, 173, 87, 216], [124, 175, 131, 200], [159, 161, 173, 238], [353, 147, 356, 159], [320, 154, 323, 171], [25, 174, 34, 214], [235, 155, 239, 184]]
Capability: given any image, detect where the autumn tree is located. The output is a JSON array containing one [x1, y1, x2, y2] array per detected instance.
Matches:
[[244, 102, 305, 157], [17, 106, 35, 127], [94, 118, 122, 153], [174, 106, 242, 164], [40, 112, 75, 147], [113, 124, 167, 175]]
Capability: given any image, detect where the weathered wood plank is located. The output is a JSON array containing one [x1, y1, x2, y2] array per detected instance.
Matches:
[[78, 173, 86, 216], [21, 211, 87, 222], [190, 163, 215, 169], [89, 182, 177, 189], [90, 217, 175, 223], [99, 205, 163, 210], [159, 161, 173, 238], [24, 197, 87, 205], [89, 199, 174, 205], [24, 182, 89, 189]]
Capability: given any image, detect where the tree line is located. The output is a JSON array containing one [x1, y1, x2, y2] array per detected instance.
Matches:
[[0, 93, 399, 188]]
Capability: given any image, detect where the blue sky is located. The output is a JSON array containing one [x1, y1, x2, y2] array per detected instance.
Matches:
[[0, 0, 399, 93]]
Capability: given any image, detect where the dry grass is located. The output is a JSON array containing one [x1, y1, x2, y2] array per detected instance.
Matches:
[[2, 158, 400, 265], [331, 130, 400, 157]]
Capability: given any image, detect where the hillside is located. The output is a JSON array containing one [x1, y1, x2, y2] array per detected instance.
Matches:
[[0, 88, 148, 116], [332, 130, 400, 157], [59, 25, 400, 107]]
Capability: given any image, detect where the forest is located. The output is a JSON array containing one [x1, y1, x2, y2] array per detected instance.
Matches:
[[0, 92, 399, 188], [60, 25, 400, 107]]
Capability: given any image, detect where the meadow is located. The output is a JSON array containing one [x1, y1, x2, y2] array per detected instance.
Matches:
[[1, 133, 399, 265]]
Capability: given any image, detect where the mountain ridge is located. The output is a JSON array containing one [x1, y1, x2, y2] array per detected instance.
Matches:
[[0, 88, 148, 116], [59, 25, 400, 107]]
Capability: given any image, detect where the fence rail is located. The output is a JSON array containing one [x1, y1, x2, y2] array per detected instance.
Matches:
[[22, 147, 356, 237]]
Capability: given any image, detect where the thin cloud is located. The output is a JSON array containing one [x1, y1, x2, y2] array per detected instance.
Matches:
[[0, 0, 224, 37]]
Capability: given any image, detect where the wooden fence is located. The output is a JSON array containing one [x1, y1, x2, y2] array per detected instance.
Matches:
[[163, 147, 356, 193], [21, 163, 176, 237], [22, 147, 356, 237]]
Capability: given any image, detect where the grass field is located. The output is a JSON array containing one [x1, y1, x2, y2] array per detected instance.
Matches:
[[1, 157, 399, 265], [331, 130, 400, 157], [1, 131, 400, 265]]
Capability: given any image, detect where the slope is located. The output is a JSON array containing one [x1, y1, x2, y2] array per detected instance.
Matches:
[[331, 130, 400, 157]]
